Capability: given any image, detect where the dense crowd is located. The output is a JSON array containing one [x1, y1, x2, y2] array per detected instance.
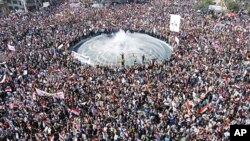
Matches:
[[0, 0, 249, 140]]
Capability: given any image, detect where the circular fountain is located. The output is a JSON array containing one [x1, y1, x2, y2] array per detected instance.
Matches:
[[75, 29, 173, 67]]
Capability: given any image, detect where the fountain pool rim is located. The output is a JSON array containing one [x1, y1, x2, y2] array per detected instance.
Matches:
[[69, 29, 170, 52]]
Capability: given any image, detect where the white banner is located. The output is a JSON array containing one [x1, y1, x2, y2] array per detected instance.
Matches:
[[170, 14, 181, 32], [8, 45, 16, 51], [35, 88, 64, 99], [72, 51, 91, 64]]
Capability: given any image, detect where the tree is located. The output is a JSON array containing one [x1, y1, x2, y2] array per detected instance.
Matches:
[[248, 6, 250, 14], [226, 0, 240, 12], [199, 0, 216, 9]]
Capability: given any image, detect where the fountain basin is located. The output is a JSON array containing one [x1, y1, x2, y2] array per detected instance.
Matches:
[[73, 29, 173, 67]]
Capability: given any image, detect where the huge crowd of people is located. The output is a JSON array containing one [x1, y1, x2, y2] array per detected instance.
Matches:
[[0, 0, 249, 140]]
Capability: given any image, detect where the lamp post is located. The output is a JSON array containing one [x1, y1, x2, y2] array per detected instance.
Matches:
[[21, 0, 28, 12]]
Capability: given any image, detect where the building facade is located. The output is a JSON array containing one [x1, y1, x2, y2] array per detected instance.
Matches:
[[0, 0, 42, 13], [0, 0, 8, 14]]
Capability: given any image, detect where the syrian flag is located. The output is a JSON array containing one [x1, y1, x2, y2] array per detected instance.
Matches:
[[8, 45, 16, 51], [0, 74, 6, 83], [198, 105, 208, 114], [69, 108, 80, 116], [5, 86, 12, 92]]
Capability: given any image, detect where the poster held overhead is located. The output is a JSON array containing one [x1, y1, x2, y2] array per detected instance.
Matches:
[[169, 14, 181, 32]]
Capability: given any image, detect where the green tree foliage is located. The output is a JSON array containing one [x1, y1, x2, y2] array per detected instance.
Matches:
[[226, 0, 241, 12], [248, 6, 250, 14], [199, 0, 216, 9]]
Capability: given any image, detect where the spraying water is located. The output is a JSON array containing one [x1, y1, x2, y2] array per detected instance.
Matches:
[[77, 29, 173, 67]]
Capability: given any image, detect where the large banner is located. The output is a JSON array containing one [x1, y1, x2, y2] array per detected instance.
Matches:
[[169, 14, 181, 32], [72, 51, 91, 65], [35, 88, 64, 99]]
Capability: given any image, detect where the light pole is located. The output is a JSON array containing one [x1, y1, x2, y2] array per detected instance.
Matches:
[[21, 0, 28, 12]]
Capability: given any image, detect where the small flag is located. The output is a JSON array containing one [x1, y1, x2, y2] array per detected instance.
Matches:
[[70, 108, 80, 116], [198, 105, 208, 113], [5, 86, 12, 92]]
